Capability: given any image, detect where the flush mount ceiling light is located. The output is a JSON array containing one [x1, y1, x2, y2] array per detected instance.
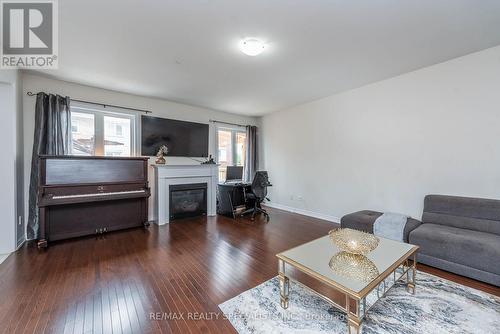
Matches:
[[239, 38, 267, 56]]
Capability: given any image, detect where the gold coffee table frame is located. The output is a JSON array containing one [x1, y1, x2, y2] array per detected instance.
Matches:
[[277, 238, 418, 334]]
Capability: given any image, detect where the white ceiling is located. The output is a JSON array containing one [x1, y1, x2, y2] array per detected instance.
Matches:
[[33, 0, 500, 116]]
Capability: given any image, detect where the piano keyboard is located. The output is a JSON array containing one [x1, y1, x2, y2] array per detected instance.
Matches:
[[51, 190, 146, 199]]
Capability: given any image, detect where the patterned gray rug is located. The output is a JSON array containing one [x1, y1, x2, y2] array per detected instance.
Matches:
[[219, 271, 500, 334]]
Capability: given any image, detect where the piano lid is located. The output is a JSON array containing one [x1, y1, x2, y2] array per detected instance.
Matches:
[[41, 155, 149, 185]]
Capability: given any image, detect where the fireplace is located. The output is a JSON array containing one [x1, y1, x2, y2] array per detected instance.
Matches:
[[169, 183, 207, 220], [153, 164, 218, 225]]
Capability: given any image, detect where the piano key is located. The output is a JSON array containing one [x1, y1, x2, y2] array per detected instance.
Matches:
[[51, 190, 146, 199]]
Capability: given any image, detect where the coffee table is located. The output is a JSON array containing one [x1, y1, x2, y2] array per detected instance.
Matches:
[[276, 232, 419, 333]]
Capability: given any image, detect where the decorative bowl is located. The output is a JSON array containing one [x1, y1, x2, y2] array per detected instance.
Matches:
[[328, 228, 379, 255], [328, 251, 379, 283]]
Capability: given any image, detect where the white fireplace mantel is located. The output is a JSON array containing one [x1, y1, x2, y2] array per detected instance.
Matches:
[[152, 164, 219, 225]]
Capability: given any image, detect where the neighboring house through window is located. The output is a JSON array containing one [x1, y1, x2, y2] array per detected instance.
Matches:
[[70, 103, 139, 157], [116, 124, 123, 136]]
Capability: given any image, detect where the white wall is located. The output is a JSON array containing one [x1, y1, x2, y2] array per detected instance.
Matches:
[[22, 73, 259, 226], [261, 45, 500, 221], [0, 70, 23, 255]]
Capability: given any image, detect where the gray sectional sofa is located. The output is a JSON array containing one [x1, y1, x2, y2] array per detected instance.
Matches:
[[409, 195, 500, 286], [340, 194, 500, 286], [340, 210, 421, 243]]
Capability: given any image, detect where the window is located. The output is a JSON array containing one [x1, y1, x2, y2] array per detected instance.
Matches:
[[71, 122, 79, 133], [71, 112, 95, 155], [115, 124, 123, 136], [70, 104, 138, 157], [216, 127, 247, 181], [104, 116, 132, 156]]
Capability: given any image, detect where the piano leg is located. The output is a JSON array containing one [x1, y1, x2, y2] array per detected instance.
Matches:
[[142, 201, 150, 228], [38, 207, 48, 249]]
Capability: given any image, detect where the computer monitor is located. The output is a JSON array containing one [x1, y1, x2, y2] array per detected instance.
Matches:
[[226, 166, 243, 181]]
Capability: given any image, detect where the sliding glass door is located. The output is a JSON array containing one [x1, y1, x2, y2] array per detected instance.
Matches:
[[217, 127, 247, 181]]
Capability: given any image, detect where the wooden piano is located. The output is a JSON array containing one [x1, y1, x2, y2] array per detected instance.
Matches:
[[37, 155, 150, 248]]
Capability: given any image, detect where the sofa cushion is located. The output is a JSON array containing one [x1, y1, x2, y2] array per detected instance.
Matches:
[[409, 223, 500, 275], [341, 210, 381, 233], [423, 195, 500, 235], [341, 210, 421, 243]]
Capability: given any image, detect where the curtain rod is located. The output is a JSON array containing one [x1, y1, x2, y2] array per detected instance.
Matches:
[[209, 119, 248, 128], [26, 91, 152, 114]]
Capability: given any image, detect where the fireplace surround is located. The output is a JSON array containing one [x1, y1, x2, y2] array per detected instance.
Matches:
[[152, 164, 218, 224]]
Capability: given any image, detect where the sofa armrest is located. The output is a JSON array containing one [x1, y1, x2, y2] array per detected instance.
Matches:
[[404, 218, 422, 243]]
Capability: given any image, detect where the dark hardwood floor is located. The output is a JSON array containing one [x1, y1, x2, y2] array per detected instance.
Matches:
[[0, 207, 498, 334]]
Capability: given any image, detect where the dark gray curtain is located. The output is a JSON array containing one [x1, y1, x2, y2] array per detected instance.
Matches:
[[244, 125, 258, 182], [27, 93, 71, 239]]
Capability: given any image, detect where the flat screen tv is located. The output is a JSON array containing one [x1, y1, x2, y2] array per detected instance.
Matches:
[[141, 116, 209, 157]]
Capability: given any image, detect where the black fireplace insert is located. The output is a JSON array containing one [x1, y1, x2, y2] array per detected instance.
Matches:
[[169, 183, 207, 220]]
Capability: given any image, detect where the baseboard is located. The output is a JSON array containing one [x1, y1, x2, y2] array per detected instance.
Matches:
[[16, 237, 26, 250], [264, 202, 340, 223], [0, 254, 8, 265]]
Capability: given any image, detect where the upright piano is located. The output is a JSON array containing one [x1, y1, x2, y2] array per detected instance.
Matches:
[[37, 155, 150, 248]]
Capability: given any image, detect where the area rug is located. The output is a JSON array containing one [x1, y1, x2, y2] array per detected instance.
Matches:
[[218, 271, 500, 334]]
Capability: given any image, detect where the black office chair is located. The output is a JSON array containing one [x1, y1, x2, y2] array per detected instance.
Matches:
[[242, 171, 272, 221]]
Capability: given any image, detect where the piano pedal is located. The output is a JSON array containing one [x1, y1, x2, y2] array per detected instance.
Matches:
[[95, 228, 107, 237], [37, 239, 48, 249]]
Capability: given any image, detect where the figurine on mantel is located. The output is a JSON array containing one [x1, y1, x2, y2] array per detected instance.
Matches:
[[155, 145, 168, 164], [202, 155, 216, 164]]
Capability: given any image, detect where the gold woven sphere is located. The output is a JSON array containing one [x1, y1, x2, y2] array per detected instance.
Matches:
[[328, 228, 379, 255], [328, 251, 380, 283]]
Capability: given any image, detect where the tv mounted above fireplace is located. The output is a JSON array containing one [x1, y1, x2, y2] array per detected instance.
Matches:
[[141, 115, 209, 157]]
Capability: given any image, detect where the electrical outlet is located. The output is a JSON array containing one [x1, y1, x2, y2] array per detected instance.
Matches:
[[297, 195, 304, 201]]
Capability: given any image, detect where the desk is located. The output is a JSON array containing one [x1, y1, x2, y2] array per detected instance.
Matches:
[[217, 182, 252, 218]]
